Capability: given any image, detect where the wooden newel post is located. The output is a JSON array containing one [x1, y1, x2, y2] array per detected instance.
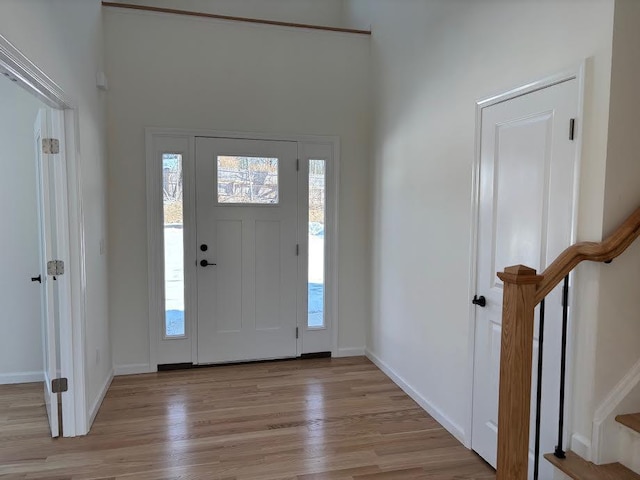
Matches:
[[495, 265, 543, 480]]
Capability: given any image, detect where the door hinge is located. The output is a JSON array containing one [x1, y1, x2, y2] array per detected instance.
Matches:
[[52, 377, 68, 394], [296, 159, 300, 171], [296, 244, 299, 256], [47, 260, 65, 276], [296, 327, 299, 339], [569, 118, 576, 141], [42, 138, 60, 154]]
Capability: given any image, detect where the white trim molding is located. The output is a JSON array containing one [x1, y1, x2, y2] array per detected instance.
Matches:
[[336, 347, 365, 357], [88, 369, 114, 427], [298, 141, 340, 357], [366, 348, 467, 445], [114, 364, 154, 376], [592, 356, 640, 464], [571, 433, 592, 460], [145, 133, 193, 369], [146, 128, 341, 369], [0, 371, 44, 385], [0, 33, 87, 437], [0, 36, 71, 109]]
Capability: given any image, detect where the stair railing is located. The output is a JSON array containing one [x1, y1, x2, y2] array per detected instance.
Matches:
[[495, 206, 640, 480]]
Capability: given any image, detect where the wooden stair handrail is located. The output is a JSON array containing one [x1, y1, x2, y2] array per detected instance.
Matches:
[[534, 206, 640, 304], [496, 205, 640, 480]]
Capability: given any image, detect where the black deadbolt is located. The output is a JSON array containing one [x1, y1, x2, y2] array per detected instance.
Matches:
[[200, 244, 208, 252]]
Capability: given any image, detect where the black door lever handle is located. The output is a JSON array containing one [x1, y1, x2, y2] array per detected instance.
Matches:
[[31, 275, 42, 283], [472, 295, 486, 307], [200, 260, 217, 267]]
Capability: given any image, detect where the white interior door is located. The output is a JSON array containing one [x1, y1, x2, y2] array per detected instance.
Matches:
[[195, 137, 298, 363], [471, 79, 579, 477], [34, 108, 59, 437]]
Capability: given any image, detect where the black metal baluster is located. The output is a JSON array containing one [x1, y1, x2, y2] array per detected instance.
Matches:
[[533, 298, 546, 480], [554, 275, 570, 459]]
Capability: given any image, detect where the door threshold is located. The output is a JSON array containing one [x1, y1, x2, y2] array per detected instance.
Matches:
[[157, 353, 332, 372]]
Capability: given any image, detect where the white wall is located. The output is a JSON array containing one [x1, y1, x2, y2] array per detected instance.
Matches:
[[108, 0, 346, 27], [594, 0, 640, 434], [0, 0, 111, 423], [0, 76, 47, 384], [344, 0, 614, 445], [105, 10, 371, 370]]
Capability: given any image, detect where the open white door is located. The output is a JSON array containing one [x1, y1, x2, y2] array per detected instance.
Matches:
[[34, 108, 60, 437], [0, 35, 81, 437]]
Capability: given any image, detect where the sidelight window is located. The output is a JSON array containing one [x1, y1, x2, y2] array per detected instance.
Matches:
[[163, 153, 185, 338], [308, 159, 326, 328]]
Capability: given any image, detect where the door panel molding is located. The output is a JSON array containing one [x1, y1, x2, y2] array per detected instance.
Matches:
[[466, 62, 586, 450], [146, 129, 340, 369]]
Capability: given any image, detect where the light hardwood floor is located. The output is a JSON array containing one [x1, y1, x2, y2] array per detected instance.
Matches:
[[0, 357, 495, 479]]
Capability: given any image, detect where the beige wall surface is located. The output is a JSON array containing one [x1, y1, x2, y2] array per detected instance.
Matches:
[[344, 0, 614, 444], [105, 9, 371, 369]]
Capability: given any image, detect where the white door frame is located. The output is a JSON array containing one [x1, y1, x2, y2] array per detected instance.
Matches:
[[0, 34, 88, 436], [465, 63, 586, 448], [145, 128, 340, 370]]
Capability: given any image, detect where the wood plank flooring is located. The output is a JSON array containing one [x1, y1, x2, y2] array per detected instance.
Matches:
[[0, 357, 495, 479]]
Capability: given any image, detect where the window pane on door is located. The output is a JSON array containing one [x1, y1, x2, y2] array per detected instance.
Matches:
[[163, 153, 185, 337], [217, 156, 279, 204], [308, 160, 326, 328]]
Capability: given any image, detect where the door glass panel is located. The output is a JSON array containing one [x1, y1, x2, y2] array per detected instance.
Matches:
[[217, 156, 279, 204], [163, 153, 185, 337], [308, 160, 326, 328]]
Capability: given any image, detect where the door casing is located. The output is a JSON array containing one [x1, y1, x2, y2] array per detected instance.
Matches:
[[146, 129, 340, 370], [0, 34, 87, 436], [466, 63, 586, 449]]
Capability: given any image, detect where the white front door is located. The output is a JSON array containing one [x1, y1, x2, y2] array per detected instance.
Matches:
[[471, 79, 579, 477], [195, 137, 298, 363], [34, 108, 59, 437]]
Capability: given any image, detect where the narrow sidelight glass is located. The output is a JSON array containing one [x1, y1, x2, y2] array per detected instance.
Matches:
[[308, 160, 326, 328], [163, 153, 185, 337]]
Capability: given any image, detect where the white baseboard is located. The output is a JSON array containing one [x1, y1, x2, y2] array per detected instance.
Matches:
[[365, 348, 466, 445], [554, 471, 572, 480], [114, 363, 153, 376], [0, 371, 44, 385], [571, 433, 592, 460], [335, 347, 365, 357], [88, 368, 113, 428]]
